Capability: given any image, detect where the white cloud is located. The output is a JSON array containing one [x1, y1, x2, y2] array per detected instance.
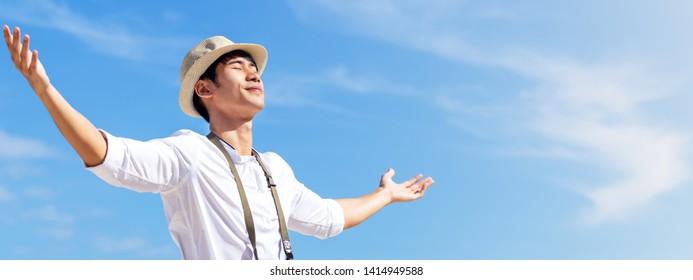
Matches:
[[23, 204, 75, 224], [266, 76, 362, 118], [0, 164, 47, 179], [93, 236, 176, 257], [510, 55, 689, 223], [0, 186, 17, 203], [270, 66, 417, 99], [37, 226, 74, 240], [0, 0, 188, 61], [267, 66, 417, 119], [0, 130, 57, 159], [534, 97, 688, 224], [287, 0, 691, 224], [94, 236, 146, 252], [23, 186, 57, 199], [82, 208, 114, 219]]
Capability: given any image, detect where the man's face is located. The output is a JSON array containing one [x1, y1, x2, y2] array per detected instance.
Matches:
[[207, 55, 265, 120]]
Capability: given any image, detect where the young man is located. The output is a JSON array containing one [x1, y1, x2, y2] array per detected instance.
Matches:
[[3, 25, 435, 260]]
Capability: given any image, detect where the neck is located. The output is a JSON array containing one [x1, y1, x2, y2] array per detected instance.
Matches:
[[209, 118, 254, 156]]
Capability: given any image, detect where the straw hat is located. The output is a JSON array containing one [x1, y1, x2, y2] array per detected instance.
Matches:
[[178, 36, 267, 118]]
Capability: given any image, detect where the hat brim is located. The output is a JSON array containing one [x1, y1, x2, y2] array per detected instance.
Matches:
[[179, 43, 267, 118]]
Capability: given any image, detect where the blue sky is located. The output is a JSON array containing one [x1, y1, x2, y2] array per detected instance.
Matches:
[[2, 0, 693, 260]]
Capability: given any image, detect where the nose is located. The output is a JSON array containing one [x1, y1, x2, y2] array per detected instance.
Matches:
[[246, 68, 261, 83]]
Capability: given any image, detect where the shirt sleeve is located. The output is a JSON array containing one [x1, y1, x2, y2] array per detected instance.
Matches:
[[260, 152, 345, 239], [86, 130, 192, 193], [288, 185, 345, 239]]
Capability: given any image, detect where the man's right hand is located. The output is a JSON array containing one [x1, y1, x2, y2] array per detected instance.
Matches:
[[4, 25, 51, 95], [2, 24, 107, 167]]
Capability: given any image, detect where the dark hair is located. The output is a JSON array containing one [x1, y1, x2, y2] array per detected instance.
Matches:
[[192, 50, 257, 123]]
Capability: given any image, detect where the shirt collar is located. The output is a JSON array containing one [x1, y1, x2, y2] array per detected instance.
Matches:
[[218, 140, 256, 164]]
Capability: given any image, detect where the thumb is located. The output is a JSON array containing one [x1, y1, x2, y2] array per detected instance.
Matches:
[[381, 168, 395, 181]]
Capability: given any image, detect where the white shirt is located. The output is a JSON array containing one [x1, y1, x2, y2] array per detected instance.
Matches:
[[87, 129, 344, 259]]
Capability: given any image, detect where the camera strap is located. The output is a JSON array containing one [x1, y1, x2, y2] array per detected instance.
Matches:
[[207, 133, 294, 260]]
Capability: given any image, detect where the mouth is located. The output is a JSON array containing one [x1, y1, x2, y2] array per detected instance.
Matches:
[[245, 86, 263, 94]]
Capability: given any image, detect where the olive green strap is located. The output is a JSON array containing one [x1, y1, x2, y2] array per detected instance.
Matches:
[[207, 134, 259, 260], [207, 133, 293, 260], [254, 153, 294, 260]]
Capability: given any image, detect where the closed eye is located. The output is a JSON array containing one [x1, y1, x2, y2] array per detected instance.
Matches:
[[226, 58, 256, 71], [226, 61, 243, 69]]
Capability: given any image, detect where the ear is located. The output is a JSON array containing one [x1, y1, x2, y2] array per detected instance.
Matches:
[[194, 80, 214, 99]]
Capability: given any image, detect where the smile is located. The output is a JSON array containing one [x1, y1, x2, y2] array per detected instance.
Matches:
[[245, 87, 263, 93]]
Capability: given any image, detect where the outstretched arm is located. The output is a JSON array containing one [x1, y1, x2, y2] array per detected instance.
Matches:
[[336, 168, 434, 229], [3, 25, 106, 166]]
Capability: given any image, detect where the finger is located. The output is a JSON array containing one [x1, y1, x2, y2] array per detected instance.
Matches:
[[11, 27, 21, 64], [402, 174, 423, 187], [381, 168, 395, 181], [416, 185, 428, 197], [413, 178, 434, 197], [3, 25, 11, 47], [407, 179, 424, 192], [411, 176, 433, 192], [20, 34, 29, 70], [29, 50, 38, 74], [12, 26, 21, 51]]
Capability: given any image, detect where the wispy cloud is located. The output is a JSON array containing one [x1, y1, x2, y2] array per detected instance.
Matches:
[[0, 186, 17, 203], [93, 236, 177, 257], [23, 204, 75, 224], [23, 185, 58, 200], [37, 226, 73, 240], [0, 164, 47, 179], [0, 185, 80, 241], [287, 0, 691, 224], [0, 129, 57, 159], [514, 57, 689, 223], [0, 0, 188, 61], [267, 66, 417, 119], [94, 236, 147, 252], [266, 75, 364, 119]]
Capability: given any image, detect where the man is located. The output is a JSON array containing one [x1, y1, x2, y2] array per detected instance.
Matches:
[[3, 25, 435, 260]]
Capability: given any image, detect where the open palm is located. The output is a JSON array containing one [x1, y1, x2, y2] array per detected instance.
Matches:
[[379, 168, 434, 203], [4, 25, 51, 93]]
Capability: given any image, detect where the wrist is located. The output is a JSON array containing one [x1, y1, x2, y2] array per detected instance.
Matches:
[[375, 186, 395, 205], [33, 82, 54, 99]]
